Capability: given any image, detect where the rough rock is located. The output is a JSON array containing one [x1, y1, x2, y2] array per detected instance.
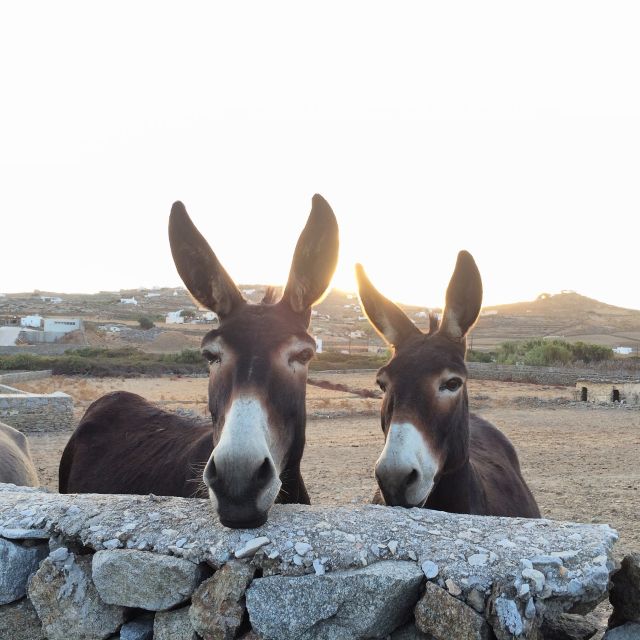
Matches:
[[28, 552, 126, 640], [540, 613, 597, 639], [609, 553, 640, 627], [92, 549, 205, 610], [0, 538, 47, 604], [0, 597, 46, 640], [389, 622, 433, 639], [602, 622, 640, 639], [246, 560, 424, 639], [415, 580, 491, 640], [120, 613, 154, 640], [154, 607, 199, 640], [190, 560, 256, 640]]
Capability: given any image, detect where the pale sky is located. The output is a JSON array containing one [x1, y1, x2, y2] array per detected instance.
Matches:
[[1, 2, 639, 310]]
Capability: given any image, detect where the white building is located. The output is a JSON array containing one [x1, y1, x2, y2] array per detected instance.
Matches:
[[20, 315, 43, 328], [613, 347, 634, 355], [43, 318, 82, 334], [119, 297, 138, 305], [166, 310, 185, 324], [202, 311, 217, 322], [40, 296, 62, 304], [145, 293, 161, 298]]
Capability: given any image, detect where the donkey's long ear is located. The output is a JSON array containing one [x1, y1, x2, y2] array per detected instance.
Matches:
[[169, 201, 244, 317], [281, 194, 339, 320], [438, 251, 482, 342], [356, 264, 421, 348]]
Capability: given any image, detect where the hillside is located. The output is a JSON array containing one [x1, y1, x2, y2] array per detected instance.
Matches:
[[1, 289, 639, 355]]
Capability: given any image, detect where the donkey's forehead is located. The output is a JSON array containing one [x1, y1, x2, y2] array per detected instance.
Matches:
[[202, 303, 312, 350], [385, 334, 467, 377]]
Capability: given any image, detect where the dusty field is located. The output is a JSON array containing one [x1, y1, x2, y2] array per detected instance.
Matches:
[[19, 373, 640, 560]]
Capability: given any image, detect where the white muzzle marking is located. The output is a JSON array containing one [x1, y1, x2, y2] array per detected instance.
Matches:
[[375, 422, 439, 506], [205, 395, 282, 512]]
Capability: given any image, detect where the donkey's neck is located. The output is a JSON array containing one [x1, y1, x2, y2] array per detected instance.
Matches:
[[277, 463, 310, 505], [425, 460, 485, 515]]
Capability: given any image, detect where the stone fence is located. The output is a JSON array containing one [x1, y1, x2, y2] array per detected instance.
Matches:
[[0, 370, 52, 385], [1, 485, 638, 640], [0, 385, 73, 433]]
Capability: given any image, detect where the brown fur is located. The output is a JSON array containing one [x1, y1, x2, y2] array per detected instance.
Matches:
[[358, 252, 540, 518], [0, 422, 39, 487], [59, 194, 339, 529]]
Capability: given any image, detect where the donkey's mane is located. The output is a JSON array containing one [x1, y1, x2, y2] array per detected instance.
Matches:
[[428, 312, 439, 335], [262, 286, 281, 305]]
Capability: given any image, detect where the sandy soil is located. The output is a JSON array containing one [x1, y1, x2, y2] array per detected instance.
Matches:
[[19, 374, 640, 559]]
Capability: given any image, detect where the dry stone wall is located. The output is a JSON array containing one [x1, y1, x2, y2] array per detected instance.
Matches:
[[0, 385, 73, 433], [0, 484, 636, 639]]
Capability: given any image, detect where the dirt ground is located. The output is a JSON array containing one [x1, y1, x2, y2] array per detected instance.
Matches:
[[19, 374, 640, 560]]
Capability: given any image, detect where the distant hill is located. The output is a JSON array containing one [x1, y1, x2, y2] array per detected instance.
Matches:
[[470, 292, 640, 352], [1, 288, 639, 355]]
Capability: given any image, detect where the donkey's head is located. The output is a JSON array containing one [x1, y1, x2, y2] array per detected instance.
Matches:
[[356, 251, 482, 508], [169, 195, 338, 528]]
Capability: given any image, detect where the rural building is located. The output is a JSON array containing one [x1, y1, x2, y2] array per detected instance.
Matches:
[[43, 318, 82, 334], [119, 297, 138, 305], [166, 310, 185, 324], [39, 296, 62, 304], [613, 346, 634, 355], [576, 378, 640, 405], [20, 315, 42, 328]]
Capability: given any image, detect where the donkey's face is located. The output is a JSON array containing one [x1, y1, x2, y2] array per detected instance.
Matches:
[[356, 252, 482, 508], [169, 195, 338, 528]]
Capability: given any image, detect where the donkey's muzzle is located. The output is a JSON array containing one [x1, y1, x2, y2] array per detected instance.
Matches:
[[204, 454, 279, 529]]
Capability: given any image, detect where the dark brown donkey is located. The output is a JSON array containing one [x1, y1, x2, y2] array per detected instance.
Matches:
[[356, 251, 540, 517], [60, 194, 339, 528]]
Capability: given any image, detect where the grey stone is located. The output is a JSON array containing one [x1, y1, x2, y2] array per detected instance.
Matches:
[[415, 580, 491, 640], [493, 597, 523, 638], [120, 614, 154, 640], [540, 612, 597, 639], [0, 598, 46, 640], [0, 526, 49, 539], [445, 578, 462, 596], [603, 622, 640, 640], [28, 553, 126, 640], [92, 549, 205, 610], [609, 553, 640, 627], [467, 588, 486, 614], [390, 622, 433, 639], [421, 560, 439, 579], [154, 607, 199, 640], [0, 538, 47, 604], [522, 567, 546, 593], [246, 560, 423, 639], [189, 560, 255, 640], [234, 537, 270, 559]]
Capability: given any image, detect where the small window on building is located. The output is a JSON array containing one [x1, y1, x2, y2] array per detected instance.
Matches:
[[612, 389, 620, 402], [580, 387, 588, 402]]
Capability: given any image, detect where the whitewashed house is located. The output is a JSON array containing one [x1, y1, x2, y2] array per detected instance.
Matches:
[[20, 315, 43, 328], [613, 347, 634, 355], [43, 318, 82, 334], [40, 296, 62, 304], [119, 297, 138, 305], [166, 310, 185, 324]]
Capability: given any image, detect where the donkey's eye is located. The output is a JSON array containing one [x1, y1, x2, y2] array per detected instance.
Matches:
[[290, 349, 314, 365], [202, 350, 221, 365], [376, 378, 387, 392], [440, 377, 463, 392]]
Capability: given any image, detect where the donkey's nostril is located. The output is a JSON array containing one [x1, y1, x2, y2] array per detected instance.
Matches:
[[256, 457, 273, 484], [405, 468, 419, 487]]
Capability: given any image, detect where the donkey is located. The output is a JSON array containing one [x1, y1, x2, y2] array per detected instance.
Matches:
[[356, 251, 540, 517], [0, 421, 39, 487], [59, 194, 339, 528]]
